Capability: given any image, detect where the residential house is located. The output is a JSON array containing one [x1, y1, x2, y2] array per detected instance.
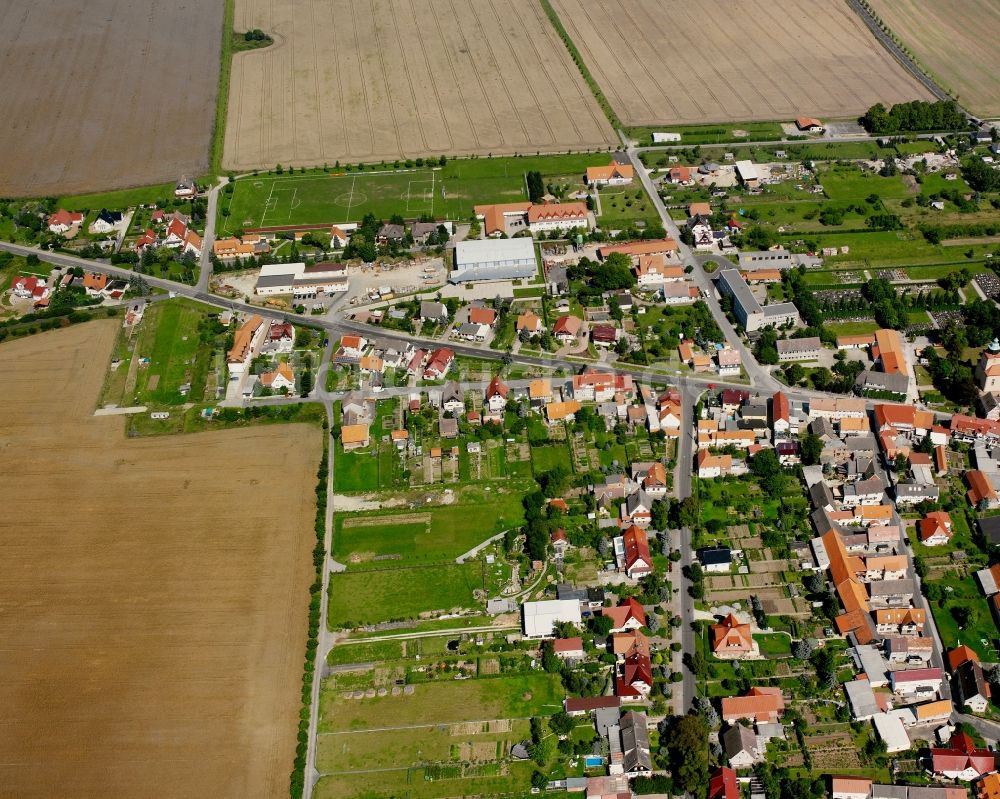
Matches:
[[635, 253, 684, 287], [553, 637, 585, 660], [338, 334, 367, 360], [720, 687, 785, 724], [709, 768, 739, 799], [717, 348, 741, 376], [423, 348, 454, 380], [602, 598, 646, 633], [90, 208, 123, 234], [554, 315, 583, 344], [586, 162, 634, 186], [419, 301, 449, 323], [954, 656, 991, 713], [341, 423, 371, 451], [889, 667, 942, 696], [832, 777, 873, 799], [227, 315, 267, 376], [485, 375, 509, 418], [469, 306, 497, 327], [711, 614, 754, 659], [516, 311, 543, 335], [697, 450, 733, 478], [591, 324, 619, 347], [546, 400, 582, 425], [47, 209, 84, 234], [918, 511, 953, 546], [698, 547, 733, 573], [260, 362, 295, 392], [874, 608, 925, 636], [621, 489, 653, 527], [618, 525, 652, 579], [615, 711, 652, 775], [723, 724, 761, 769], [968, 470, 1000, 509], [376, 223, 405, 245], [529, 378, 553, 406], [931, 732, 998, 780], [615, 652, 653, 700]]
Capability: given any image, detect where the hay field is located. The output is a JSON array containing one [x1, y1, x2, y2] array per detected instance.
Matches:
[[0, 1, 221, 197], [0, 322, 321, 798], [223, 0, 616, 171], [867, 0, 1000, 117], [549, 0, 933, 127]]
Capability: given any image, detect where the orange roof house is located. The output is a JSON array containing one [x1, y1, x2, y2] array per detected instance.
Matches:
[[516, 311, 542, 333], [227, 314, 265, 365], [612, 629, 651, 659], [340, 423, 370, 450], [260, 361, 294, 390], [597, 239, 678, 260], [546, 400, 582, 423], [977, 772, 1000, 799], [918, 511, 953, 545], [473, 202, 532, 236], [527, 202, 588, 225], [795, 117, 824, 130], [688, 202, 712, 217], [720, 687, 785, 723], [948, 645, 980, 672], [469, 306, 497, 326], [710, 614, 753, 658], [586, 162, 635, 184], [968, 470, 999, 508], [602, 598, 647, 632]]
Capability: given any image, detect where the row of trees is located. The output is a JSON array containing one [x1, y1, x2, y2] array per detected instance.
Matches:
[[860, 100, 966, 135]]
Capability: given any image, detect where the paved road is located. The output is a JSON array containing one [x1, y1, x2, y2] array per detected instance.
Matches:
[[196, 180, 224, 294]]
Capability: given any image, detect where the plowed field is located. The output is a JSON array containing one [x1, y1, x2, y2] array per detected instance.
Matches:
[[868, 0, 1000, 117], [549, 0, 933, 126], [223, 0, 616, 171], [0, 322, 321, 798], [0, 1, 221, 197]]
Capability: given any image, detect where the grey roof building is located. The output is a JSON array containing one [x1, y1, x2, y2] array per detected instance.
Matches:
[[619, 711, 652, 774], [451, 238, 537, 284], [716, 269, 799, 333]]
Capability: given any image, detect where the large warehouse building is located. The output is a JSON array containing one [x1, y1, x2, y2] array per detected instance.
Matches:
[[451, 238, 538, 284], [716, 269, 799, 332]]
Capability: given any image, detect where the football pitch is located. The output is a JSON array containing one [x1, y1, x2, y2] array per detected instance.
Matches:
[[222, 170, 448, 233], [220, 154, 617, 234]]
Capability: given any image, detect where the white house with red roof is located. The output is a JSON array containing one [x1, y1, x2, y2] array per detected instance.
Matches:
[[47, 209, 84, 234], [931, 732, 998, 780], [485, 375, 509, 418], [602, 598, 646, 633], [423, 348, 454, 380], [616, 525, 652, 579], [338, 335, 367, 360], [552, 636, 584, 660], [11, 276, 49, 301]]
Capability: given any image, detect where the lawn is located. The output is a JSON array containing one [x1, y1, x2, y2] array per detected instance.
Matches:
[[928, 571, 998, 661], [326, 639, 405, 665], [826, 320, 880, 337], [819, 165, 911, 203], [754, 633, 793, 657], [627, 120, 785, 146], [320, 673, 563, 732], [531, 443, 571, 475], [332, 445, 380, 492], [332, 488, 526, 566], [128, 298, 218, 406], [56, 182, 177, 212], [220, 152, 627, 232], [327, 561, 486, 627], [314, 762, 535, 799]]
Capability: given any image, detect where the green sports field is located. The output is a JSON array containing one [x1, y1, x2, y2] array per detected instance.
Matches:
[[219, 153, 623, 233]]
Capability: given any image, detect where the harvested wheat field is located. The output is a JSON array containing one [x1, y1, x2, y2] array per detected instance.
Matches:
[[0, 1, 221, 197], [867, 0, 1000, 117], [223, 0, 616, 171], [0, 322, 321, 798], [549, 0, 933, 127]]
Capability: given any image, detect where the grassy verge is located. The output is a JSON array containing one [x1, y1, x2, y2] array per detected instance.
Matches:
[[208, 0, 236, 178], [538, 0, 621, 129], [290, 439, 329, 799]]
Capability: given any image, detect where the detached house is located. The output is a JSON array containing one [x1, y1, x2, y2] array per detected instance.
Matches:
[[484, 375, 509, 419], [617, 525, 652, 579], [602, 598, 646, 633], [553, 314, 583, 344], [47, 208, 84, 234], [918, 511, 953, 546], [586, 161, 634, 186], [711, 614, 754, 659]]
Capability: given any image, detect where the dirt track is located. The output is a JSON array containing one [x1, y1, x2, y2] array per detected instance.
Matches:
[[0, 1, 221, 197], [549, 0, 934, 126], [867, 0, 1000, 117], [223, 0, 617, 171], [0, 322, 321, 797]]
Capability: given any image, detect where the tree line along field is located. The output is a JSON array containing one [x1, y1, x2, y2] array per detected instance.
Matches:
[[547, 0, 934, 127], [866, 0, 1000, 118], [0, 321, 322, 798], [223, 0, 616, 173], [0, 1, 221, 197], [219, 153, 624, 234]]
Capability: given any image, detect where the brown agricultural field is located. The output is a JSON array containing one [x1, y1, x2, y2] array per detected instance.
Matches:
[[549, 0, 933, 127], [867, 0, 1000, 117], [0, 1, 221, 197], [223, 0, 617, 171], [0, 322, 321, 798]]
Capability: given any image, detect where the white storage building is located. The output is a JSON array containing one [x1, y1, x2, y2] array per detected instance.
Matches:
[[451, 238, 538, 284]]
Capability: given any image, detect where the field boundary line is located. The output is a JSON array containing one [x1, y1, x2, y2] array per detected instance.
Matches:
[[344, 175, 357, 224]]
